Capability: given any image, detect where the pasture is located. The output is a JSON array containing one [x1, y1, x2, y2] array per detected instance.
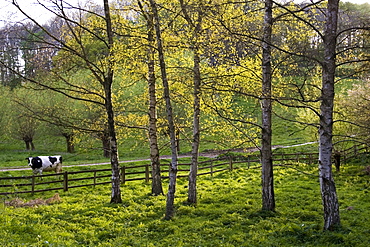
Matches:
[[1, 153, 369, 246]]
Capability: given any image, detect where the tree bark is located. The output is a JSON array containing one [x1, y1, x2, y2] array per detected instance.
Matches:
[[261, 0, 275, 212], [24, 138, 35, 151], [149, 0, 178, 219], [62, 133, 75, 153], [319, 0, 340, 231], [146, 6, 163, 196], [334, 151, 340, 172], [25, 140, 31, 151], [178, 0, 202, 206], [66, 135, 75, 153], [188, 49, 201, 205], [103, 0, 122, 204], [99, 130, 111, 158]]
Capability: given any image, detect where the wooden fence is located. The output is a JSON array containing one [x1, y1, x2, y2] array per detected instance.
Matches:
[[0, 144, 368, 196]]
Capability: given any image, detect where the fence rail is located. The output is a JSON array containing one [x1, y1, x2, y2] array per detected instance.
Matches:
[[1, 144, 368, 196]]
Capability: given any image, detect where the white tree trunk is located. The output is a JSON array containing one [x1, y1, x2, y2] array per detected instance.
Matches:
[[261, 0, 275, 212], [319, 0, 340, 230], [103, 0, 122, 204], [145, 7, 163, 196], [188, 50, 201, 205], [149, 0, 178, 220]]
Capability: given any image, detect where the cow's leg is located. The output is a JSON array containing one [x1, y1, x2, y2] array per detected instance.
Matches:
[[36, 170, 43, 180], [55, 164, 63, 180]]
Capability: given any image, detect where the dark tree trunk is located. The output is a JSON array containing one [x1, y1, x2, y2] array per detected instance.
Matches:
[[30, 141, 35, 151], [100, 130, 111, 158], [24, 139, 35, 151], [25, 141, 30, 151], [22, 135, 35, 151], [149, 0, 178, 220], [334, 152, 340, 172], [103, 0, 122, 204], [62, 133, 75, 153], [146, 6, 163, 196], [261, 0, 275, 212], [319, 0, 340, 231]]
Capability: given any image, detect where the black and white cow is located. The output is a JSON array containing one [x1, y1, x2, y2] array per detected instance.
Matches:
[[26, 156, 63, 175]]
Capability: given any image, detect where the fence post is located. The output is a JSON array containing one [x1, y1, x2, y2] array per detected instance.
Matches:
[[247, 156, 250, 169], [93, 171, 97, 187], [145, 164, 150, 183], [229, 158, 233, 171], [334, 151, 341, 172], [63, 171, 68, 192], [120, 166, 126, 184], [31, 175, 35, 195], [210, 161, 213, 176]]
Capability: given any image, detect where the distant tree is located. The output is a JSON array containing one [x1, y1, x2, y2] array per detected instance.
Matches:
[[0, 86, 11, 137], [0, 25, 23, 88], [9, 87, 39, 150], [0, 19, 61, 88], [11, 87, 95, 154], [59, 129, 76, 153], [336, 1, 370, 77], [337, 81, 370, 145], [20, 23, 55, 78], [14, 116, 37, 151]]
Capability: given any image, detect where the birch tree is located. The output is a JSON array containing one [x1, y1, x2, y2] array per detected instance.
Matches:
[[101, 0, 122, 204], [261, 0, 275, 212], [149, 0, 179, 219], [178, 0, 202, 205], [137, 0, 164, 196], [319, 0, 340, 230]]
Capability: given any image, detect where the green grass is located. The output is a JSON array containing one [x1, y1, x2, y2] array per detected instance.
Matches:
[[1, 161, 369, 247], [0, 138, 109, 168]]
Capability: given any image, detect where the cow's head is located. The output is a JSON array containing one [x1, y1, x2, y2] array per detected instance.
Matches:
[[26, 157, 42, 169], [26, 157, 32, 167]]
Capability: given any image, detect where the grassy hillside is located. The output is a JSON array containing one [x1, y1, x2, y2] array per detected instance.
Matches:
[[2, 77, 362, 168], [1, 159, 369, 246]]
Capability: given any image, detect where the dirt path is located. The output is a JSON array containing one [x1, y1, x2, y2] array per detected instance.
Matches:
[[0, 154, 193, 172], [0, 142, 317, 172]]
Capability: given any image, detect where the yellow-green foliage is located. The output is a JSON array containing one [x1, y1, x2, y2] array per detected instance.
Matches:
[[336, 80, 370, 145]]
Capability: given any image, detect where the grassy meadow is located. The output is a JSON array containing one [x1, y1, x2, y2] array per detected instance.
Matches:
[[1, 152, 369, 246]]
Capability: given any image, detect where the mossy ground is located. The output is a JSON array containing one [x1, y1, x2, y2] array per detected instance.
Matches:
[[1, 160, 369, 247]]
